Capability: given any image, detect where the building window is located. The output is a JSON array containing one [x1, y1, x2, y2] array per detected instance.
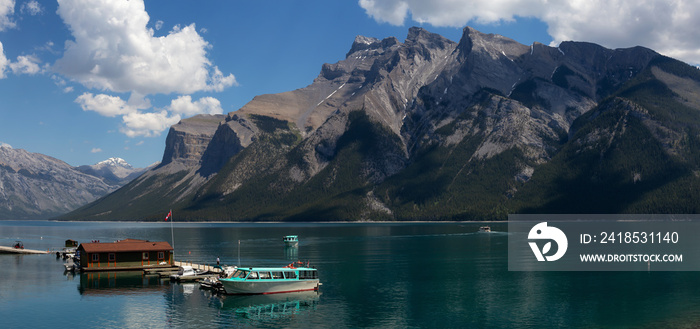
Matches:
[[142, 252, 149, 260], [91, 253, 99, 262], [108, 253, 116, 261], [158, 252, 165, 260]]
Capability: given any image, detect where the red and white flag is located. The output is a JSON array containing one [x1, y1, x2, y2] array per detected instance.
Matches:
[[165, 210, 172, 221]]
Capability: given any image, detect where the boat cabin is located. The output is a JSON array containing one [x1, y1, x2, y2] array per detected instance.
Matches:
[[230, 266, 318, 281], [77, 239, 173, 272], [283, 235, 299, 246]]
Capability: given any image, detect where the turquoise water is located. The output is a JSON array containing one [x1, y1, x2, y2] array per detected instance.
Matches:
[[2, 221, 700, 328]]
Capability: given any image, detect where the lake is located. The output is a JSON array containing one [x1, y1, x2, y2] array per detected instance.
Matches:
[[2, 220, 700, 328]]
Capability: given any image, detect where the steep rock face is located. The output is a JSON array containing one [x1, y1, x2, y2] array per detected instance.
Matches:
[[198, 113, 259, 177], [160, 114, 226, 169]]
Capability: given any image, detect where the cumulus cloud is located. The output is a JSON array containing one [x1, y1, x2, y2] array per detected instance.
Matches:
[[359, 0, 700, 65], [9, 54, 41, 74], [54, 0, 237, 95], [121, 110, 181, 137], [55, 0, 237, 139], [0, 41, 8, 79], [169, 95, 223, 116], [76, 92, 182, 137], [20, 0, 42, 16], [0, 0, 15, 31], [76, 92, 136, 117]]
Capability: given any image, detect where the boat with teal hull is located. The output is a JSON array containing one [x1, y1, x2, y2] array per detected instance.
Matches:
[[219, 262, 320, 295]]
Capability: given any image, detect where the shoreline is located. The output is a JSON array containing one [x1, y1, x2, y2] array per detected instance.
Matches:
[[2, 219, 501, 224]]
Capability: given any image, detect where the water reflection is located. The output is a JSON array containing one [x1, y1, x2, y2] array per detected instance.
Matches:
[[284, 245, 298, 260], [78, 271, 168, 295], [216, 291, 320, 320]]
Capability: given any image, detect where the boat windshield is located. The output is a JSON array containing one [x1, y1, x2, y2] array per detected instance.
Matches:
[[299, 270, 318, 279], [231, 270, 249, 279]]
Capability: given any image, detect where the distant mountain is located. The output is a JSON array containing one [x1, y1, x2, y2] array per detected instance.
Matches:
[[76, 157, 150, 186], [61, 26, 700, 221], [0, 144, 149, 219]]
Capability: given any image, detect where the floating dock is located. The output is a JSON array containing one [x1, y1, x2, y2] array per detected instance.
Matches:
[[0, 246, 49, 254], [173, 261, 221, 273], [143, 261, 223, 280]]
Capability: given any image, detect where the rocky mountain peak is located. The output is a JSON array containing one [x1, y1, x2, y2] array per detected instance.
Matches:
[[96, 157, 132, 168], [346, 35, 380, 57], [457, 26, 529, 60]]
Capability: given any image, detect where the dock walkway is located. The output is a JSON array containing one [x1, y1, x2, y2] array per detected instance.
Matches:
[[173, 261, 221, 274], [0, 246, 49, 254]]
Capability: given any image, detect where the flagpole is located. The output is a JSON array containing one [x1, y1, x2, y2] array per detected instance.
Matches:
[[170, 209, 175, 251]]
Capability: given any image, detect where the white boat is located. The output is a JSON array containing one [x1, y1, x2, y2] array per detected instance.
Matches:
[[479, 226, 491, 233], [169, 265, 205, 281], [64, 261, 79, 272], [219, 262, 320, 295], [283, 235, 299, 247], [200, 266, 238, 292]]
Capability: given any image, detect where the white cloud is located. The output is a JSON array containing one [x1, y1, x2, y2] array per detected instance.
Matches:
[[0, 0, 15, 31], [76, 92, 136, 117], [0, 41, 8, 79], [54, 0, 237, 95], [54, 0, 236, 139], [9, 54, 41, 75], [120, 110, 180, 137], [91, 147, 102, 153], [20, 0, 42, 16], [359, 0, 700, 65], [77, 92, 181, 137], [169, 95, 223, 116]]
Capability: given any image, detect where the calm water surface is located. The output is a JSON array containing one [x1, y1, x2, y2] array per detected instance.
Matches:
[[2, 221, 700, 328]]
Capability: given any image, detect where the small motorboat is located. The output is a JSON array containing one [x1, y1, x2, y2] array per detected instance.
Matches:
[[479, 226, 491, 233], [283, 235, 299, 247], [64, 261, 79, 272], [200, 265, 237, 292], [170, 265, 206, 281]]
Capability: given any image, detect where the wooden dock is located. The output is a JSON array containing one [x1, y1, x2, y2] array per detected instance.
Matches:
[[143, 261, 223, 280], [0, 246, 49, 254], [173, 261, 221, 273]]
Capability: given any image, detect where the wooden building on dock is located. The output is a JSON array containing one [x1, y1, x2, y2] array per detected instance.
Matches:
[[77, 239, 173, 271]]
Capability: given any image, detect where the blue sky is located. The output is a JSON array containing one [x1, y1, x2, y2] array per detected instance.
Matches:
[[0, 0, 697, 168]]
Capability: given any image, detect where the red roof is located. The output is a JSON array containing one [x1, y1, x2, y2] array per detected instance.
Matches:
[[79, 239, 173, 253]]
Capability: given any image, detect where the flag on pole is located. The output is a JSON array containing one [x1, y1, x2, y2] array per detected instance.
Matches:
[[165, 210, 172, 221]]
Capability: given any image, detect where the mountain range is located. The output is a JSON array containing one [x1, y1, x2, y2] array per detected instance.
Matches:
[[0, 144, 150, 220], [62, 26, 700, 221]]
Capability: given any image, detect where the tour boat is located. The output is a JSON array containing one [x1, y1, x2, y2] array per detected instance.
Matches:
[[219, 261, 320, 295], [283, 235, 299, 247]]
